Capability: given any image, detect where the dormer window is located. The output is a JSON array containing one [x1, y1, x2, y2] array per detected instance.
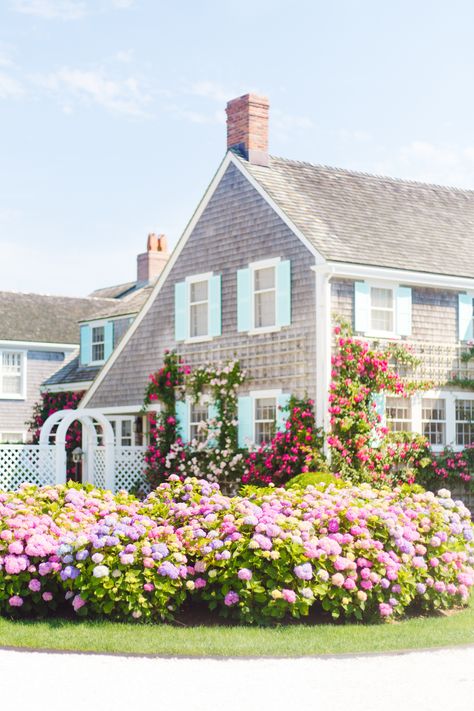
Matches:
[[92, 326, 105, 363]]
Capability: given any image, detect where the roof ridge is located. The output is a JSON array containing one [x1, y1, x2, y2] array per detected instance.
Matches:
[[268, 155, 474, 195], [0, 290, 115, 301]]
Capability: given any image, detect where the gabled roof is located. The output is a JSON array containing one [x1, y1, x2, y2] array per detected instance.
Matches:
[[240, 155, 474, 279], [80, 285, 154, 322], [0, 291, 113, 345]]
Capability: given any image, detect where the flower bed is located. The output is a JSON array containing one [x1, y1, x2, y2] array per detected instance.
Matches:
[[0, 478, 473, 625]]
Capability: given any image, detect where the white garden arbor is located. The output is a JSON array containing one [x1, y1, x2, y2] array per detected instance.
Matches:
[[39, 408, 116, 488]]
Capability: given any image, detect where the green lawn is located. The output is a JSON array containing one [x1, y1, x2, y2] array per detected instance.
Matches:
[[0, 602, 473, 657]]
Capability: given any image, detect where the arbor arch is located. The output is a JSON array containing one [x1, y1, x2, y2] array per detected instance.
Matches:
[[39, 409, 115, 488]]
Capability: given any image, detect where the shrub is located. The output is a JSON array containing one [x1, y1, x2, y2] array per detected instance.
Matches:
[[285, 472, 341, 490], [0, 479, 473, 625]]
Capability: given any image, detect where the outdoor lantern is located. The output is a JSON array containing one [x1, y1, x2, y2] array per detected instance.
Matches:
[[72, 447, 84, 464]]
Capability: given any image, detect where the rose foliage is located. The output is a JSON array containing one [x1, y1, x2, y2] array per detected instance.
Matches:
[[0, 478, 473, 625]]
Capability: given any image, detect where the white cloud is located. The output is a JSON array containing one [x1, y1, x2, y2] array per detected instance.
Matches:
[[11, 0, 87, 20], [376, 140, 474, 189], [109, 0, 134, 7], [114, 49, 134, 63], [37, 67, 151, 117], [0, 72, 24, 99]]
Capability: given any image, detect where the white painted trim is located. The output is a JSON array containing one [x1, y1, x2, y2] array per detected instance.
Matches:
[[185, 272, 214, 342], [42, 381, 93, 393], [249, 388, 282, 399], [248, 257, 281, 270], [0, 340, 77, 352], [315, 269, 331, 434], [230, 154, 326, 265], [313, 261, 474, 291], [185, 272, 214, 283], [0, 431, 27, 443], [96, 404, 153, 415], [247, 259, 279, 333], [0, 348, 27, 400], [81, 152, 236, 408]]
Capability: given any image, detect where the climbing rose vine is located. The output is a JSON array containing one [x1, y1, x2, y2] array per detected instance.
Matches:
[[242, 397, 325, 486], [327, 325, 431, 485]]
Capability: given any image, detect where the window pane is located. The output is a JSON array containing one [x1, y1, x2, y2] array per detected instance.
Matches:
[[386, 397, 411, 432], [255, 267, 275, 291], [92, 326, 104, 343], [190, 280, 208, 303], [371, 288, 393, 309], [1, 352, 22, 395], [456, 399, 474, 445], [190, 302, 208, 337], [255, 290, 276, 328], [371, 309, 393, 332], [91, 326, 105, 361], [0, 432, 23, 443], [255, 397, 276, 444], [423, 399, 446, 446], [121, 420, 132, 446], [190, 403, 208, 442]]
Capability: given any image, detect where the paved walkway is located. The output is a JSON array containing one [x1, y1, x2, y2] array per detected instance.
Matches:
[[1, 645, 473, 711]]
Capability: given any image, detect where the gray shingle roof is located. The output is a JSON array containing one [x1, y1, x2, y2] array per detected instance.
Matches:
[[81, 285, 153, 322], [42, 355, 100, 387], [0, 292, 113, 345], [89, 281, 137, 299], [240, 155, 474, 279]]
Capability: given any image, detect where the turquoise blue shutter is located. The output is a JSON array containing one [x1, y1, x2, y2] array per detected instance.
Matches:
[[80, 325, 92, 366], [174, 281, 188, 341], [175, 400, 188, 442], [237, 268, 251, 332], [276, 260, 291, 327], [354, 282, 371, 333], [396, 287, 412, 337], [371, 392, 386, 424], [207, 402, 219, 448], [458, 294, 473, 341], [209, 275, 222, 337], [104, 321, 114, 360], [238, 396, 253, 448], [276, 393, 291, 431]]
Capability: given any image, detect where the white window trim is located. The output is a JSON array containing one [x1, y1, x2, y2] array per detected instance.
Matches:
[[0, 431, 26, 443], [184, 272, 214, 343], [187, 395, 211, 443], [385, 395, 412, 432], [402, 390, 474, 453], [250, 388, 281, 445], [0, 349, 27, 400], [365, 280, 399, 339], [106, 415, 139, 447], [89, 320, 107, 366], [248, 257, 281, 335]]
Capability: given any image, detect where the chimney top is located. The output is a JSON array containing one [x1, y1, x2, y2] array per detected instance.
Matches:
[[137, 233, 169, 285], [226, 93, 269, 167]]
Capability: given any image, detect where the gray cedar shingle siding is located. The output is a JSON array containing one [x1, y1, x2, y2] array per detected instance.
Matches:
[[88, 162, 317, 408], [242, 156, 474, 279]]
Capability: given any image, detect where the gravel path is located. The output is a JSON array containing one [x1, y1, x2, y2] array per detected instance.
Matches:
[[1, 645, 473, 711]]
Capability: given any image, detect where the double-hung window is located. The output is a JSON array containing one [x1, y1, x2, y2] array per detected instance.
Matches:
[[254, 266, 276, 329], [91, 326, 105, 363], [174, 273, 221, 342], [354, 282, 412, 337], [189, 280, 209, 338], [386, 397, 411, 432], [0, 351, 25, 399], [422, 398, 446, 446], [254, 396, 277, 444], [455, 399, 474, 446], [237, 258, 291, 334], [370, 287, 394, 333], [458, 293, 474, 341], [189, 401, 209, 442]]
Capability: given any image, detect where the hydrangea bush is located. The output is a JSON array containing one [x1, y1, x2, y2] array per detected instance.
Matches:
[[0, 478, 473, 625]]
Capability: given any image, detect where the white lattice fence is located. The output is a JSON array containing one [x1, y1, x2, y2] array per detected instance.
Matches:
[[92, 447, 106, 489], [114, 446, 147, 492], [0, 445, 55, 490]]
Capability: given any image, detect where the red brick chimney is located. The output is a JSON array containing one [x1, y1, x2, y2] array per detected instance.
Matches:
[[226, 93, 269, 166], [137, 233, 169, 284]]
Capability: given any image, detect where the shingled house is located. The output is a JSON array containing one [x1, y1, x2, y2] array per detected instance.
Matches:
[[0, 235, 169, 443], [0, 291, 112, 443], [81, 93, 474, 452]]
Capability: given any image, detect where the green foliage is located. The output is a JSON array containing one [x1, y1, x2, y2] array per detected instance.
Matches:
[[285, 471, 341, 490]]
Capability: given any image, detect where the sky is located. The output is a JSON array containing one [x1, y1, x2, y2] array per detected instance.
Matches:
[[2, 0, 474, 296]]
